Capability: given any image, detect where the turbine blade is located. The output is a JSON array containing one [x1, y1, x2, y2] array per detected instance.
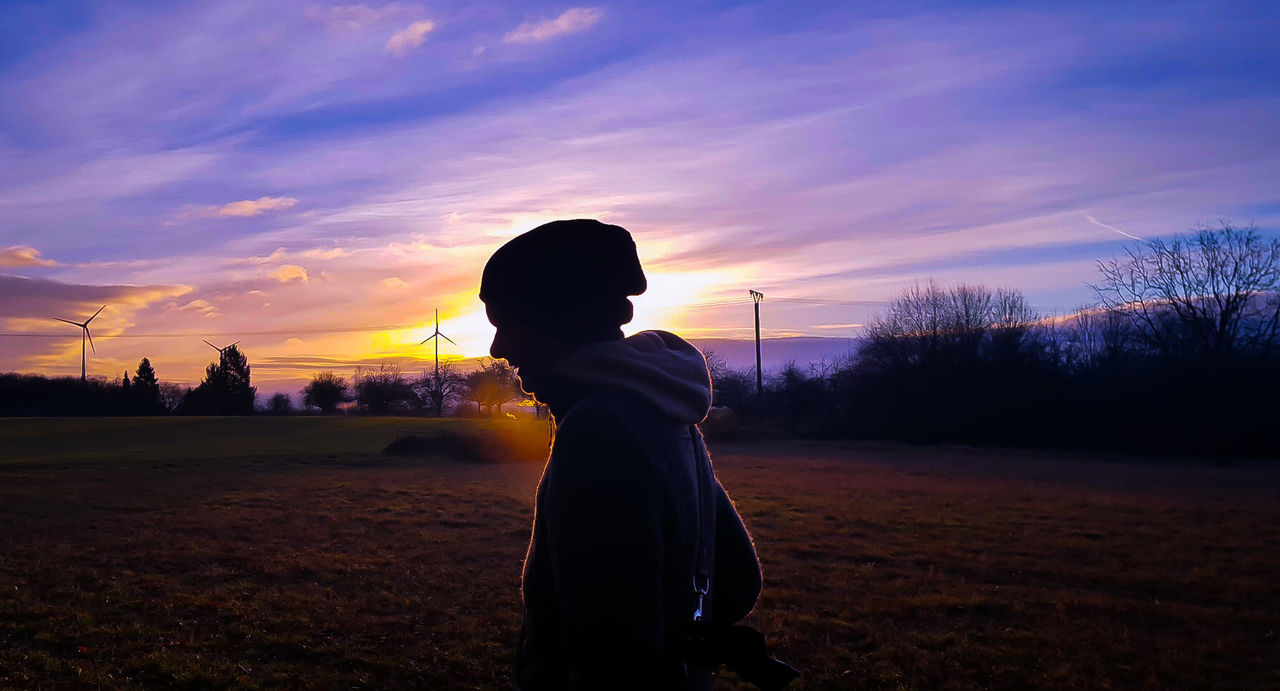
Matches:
[[441, 334, 457, 345], [420, 334, 436, 345], [202, 339, 220, 351], [87, 304, 107, 323], [229, 341, 240, 350], [85, 327, 96, 354], [54, 318, 81, 327]]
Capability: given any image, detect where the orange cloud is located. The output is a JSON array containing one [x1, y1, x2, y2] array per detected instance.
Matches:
[[0, 245, 57, 268], [268, 264, 309, 283]]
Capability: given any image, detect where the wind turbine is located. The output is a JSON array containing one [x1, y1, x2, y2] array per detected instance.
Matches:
[[53, 304, 106, 382], [202, 339, 240, 357], [419, 309, 456, 416]]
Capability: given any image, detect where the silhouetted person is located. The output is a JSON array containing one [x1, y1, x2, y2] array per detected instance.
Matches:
[[481, 220, 763, 690]]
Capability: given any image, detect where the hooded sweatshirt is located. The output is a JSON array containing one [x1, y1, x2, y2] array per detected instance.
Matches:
[[515, 331, 763, 691]]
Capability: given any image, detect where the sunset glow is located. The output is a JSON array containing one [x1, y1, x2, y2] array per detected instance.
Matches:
[[2, 1, 1277, 396]]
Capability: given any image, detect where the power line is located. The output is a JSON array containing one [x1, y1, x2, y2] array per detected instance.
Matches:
[[684, 297, 892, 308]]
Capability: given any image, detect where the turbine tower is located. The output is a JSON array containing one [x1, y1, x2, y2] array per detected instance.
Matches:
[[419, 309, 457, 416], [53, 304, 106, 382]]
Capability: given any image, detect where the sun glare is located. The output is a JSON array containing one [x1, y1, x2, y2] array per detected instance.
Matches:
[[628, 267, 752, 338]]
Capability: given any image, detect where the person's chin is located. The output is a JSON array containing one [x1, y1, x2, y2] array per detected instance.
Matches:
[[516, 369, 540, 396]]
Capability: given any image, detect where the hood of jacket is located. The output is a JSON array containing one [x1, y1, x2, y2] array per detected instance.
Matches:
[[545, 330, 713, 424]]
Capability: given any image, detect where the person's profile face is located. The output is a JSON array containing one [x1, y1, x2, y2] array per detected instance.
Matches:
[[486, 304, 570, 396]]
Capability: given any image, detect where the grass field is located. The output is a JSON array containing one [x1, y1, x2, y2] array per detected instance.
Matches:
[[0, 416, 531, 466], [2, 417, 1279, 689]]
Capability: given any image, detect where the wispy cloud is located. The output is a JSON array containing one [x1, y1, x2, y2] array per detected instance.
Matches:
[[386, 19, 436, 55], [503, 7, 603, 44], [168, 298, 220, 318], [305, 4, 415, 31], [0, 246, 57, 268], [300, 246, 351, 260], [219, 196, 299, 217]]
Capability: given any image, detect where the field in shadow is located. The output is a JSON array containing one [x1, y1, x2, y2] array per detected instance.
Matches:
[[1, 419, 1278, 688]]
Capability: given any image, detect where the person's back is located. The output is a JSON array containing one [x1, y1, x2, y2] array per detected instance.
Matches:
[[478, 220, 764, 689]]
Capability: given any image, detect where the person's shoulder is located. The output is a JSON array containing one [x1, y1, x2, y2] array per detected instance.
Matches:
[[550, 390, 667, 478], [556, 388, 664, 440]]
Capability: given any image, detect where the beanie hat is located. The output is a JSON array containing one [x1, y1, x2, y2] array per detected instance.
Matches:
[[479, 219, 647, 341]]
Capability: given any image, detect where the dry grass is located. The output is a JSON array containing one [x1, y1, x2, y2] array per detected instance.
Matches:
[[1, 419, 1278, 689]]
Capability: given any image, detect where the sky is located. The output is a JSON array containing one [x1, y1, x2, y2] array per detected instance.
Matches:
[[1, 0, 1278, 395]]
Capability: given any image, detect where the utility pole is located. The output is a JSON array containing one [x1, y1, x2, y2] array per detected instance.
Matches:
[[750, 290, 764, 402]]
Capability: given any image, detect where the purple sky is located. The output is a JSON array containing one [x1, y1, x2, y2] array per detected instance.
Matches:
[[2, 1, 1278, 393]]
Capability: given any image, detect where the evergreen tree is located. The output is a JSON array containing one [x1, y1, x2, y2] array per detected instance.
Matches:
[[121, 370, 131, 391], [191, 345, 256, 414], [220, 345, 256, 414], [133, 357, 161, 414]]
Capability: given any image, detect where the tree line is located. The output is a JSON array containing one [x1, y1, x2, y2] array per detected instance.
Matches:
[[300, 358, 529, 416], [0, 343, 529, 418], [708, 224, 1280, 457], [4, 223, 1276, 456], [0, 345, 259, 416]]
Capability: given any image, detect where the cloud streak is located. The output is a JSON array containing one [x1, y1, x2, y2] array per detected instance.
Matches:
[[1084, 213, 1144, 241], [504, 7, 602, 44], [218, 197, 299, 218]]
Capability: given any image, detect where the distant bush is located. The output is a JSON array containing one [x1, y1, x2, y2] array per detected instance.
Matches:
[[265, 392, 294, 415], [383, 421, 548, 462], [302, 372, 350, 414], [353, 364, 416, 415]]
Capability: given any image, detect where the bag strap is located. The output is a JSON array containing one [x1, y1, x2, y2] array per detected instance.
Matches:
[[689, 424, 713, 622]]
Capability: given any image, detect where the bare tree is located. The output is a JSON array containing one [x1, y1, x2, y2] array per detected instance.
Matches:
[[353, 364, 414, 415], [1092, 223, 1280, 360], [705, 350, 755, 411], [159, 382, 188, 414], [1058, 306, 1131, 371], [413, 363, 467, 417], [862, 281, 1035, 368], [463, 358, 520, 416]]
